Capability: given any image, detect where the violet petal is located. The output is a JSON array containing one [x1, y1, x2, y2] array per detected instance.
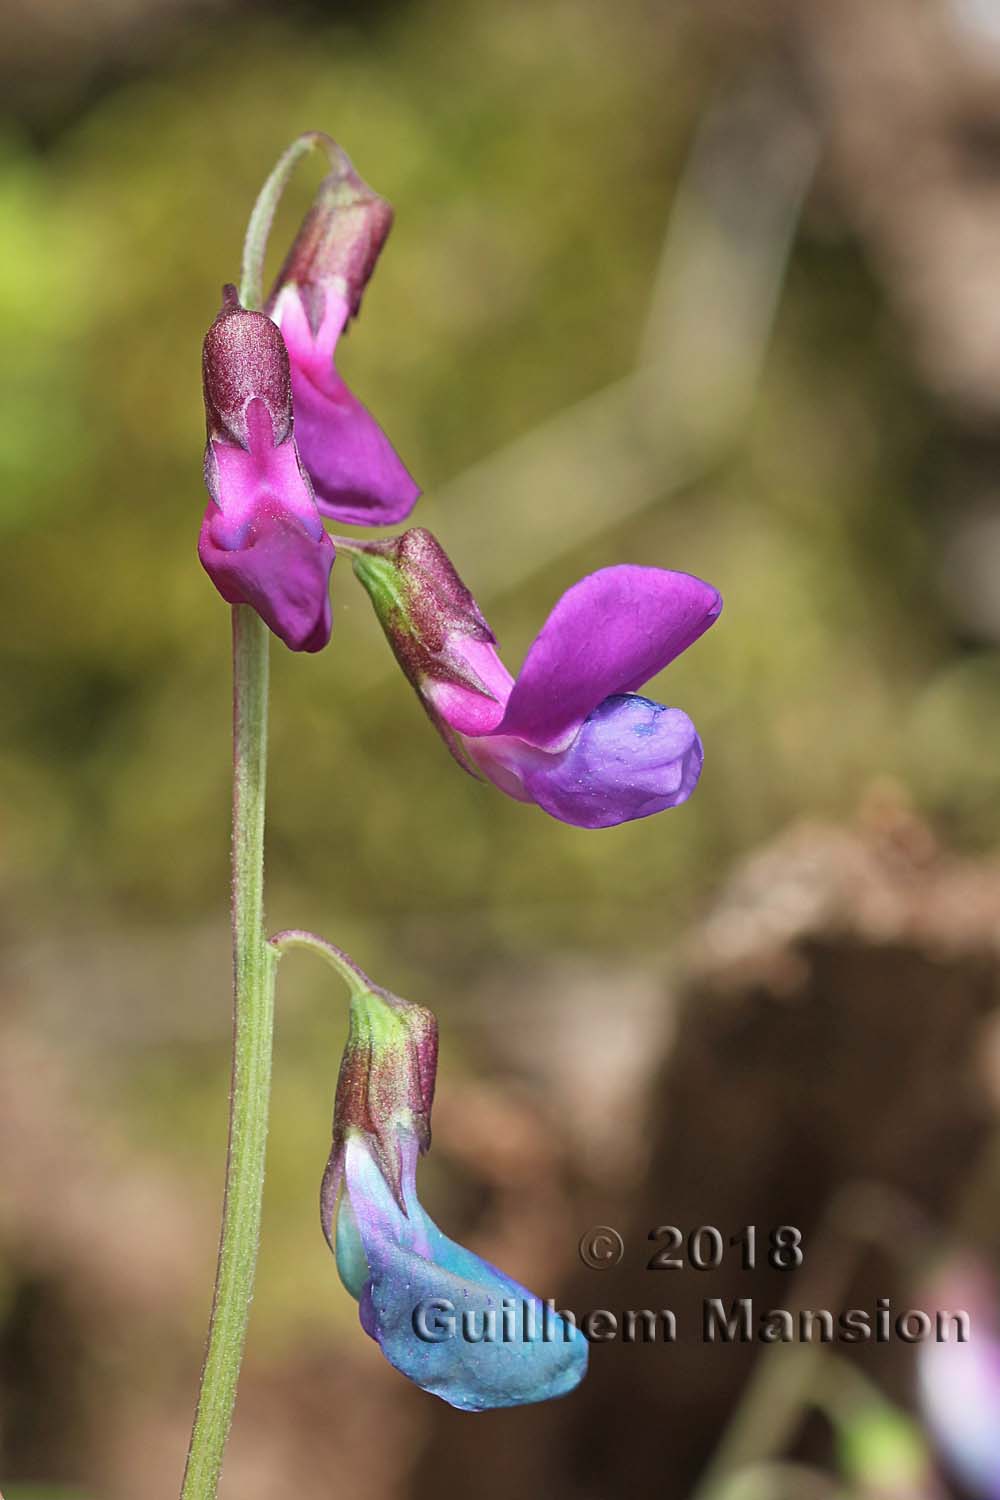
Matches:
[[496, 565, 721, 751]]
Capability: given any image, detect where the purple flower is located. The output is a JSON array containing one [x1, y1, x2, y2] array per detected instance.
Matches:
[[321, 964, 587, 1410], [917, 1255, 1000, 1499], [351, 529, 722, 828], [198, 287, 334, 652], [267, 149, 420, 525]]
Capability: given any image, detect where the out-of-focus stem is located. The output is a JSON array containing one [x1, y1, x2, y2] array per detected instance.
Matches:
[[701, 1461, 845, 1500], [688, 1181, 920, 1500], [181, 604, 274, 1500]]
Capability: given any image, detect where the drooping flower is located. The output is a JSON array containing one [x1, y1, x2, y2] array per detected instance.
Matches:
[[321, 960, 588, 1410], [917, 1254, 1000, 1499], [266, 142, 420, 525], [350, 528, 722, 828], [198, 286, 334, 652]]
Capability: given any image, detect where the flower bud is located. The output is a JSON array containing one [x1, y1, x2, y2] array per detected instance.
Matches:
[[203, 285, 292, 447], [350, 529, 512, 756], [267, 145, 393, 328], [321, 980, 438, 1232], [264, 144, 420, 527]]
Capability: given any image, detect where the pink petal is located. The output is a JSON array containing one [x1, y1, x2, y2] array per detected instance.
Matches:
[[424, 637, 513, 736], [277, 288, 420, 526], [198, 501, 334, 653]]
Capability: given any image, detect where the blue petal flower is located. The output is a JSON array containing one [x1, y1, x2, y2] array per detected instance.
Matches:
[[518, 694, 703, 829], [335, 1132, 588, 1411]]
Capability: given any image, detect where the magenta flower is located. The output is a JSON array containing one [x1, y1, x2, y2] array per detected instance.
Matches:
[[267, 148, 420, 525], [351, 529, 722, 828], [198, 287, 334, 652]]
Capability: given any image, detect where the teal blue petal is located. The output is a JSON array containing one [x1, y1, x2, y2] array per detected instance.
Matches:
[[334, 1189, 369, 1301], [342, 1134, 588, 1412]]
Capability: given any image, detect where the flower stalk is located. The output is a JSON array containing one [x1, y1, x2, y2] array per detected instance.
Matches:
[[270, 927, 373, 993], [239, 131, 344, 313], [181, 604, 276, 1500]]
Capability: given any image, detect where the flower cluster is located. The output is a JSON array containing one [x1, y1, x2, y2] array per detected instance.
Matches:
[[198, 133, 724, 1414], [199, 141, 418, 653], [197, 132, 721, 827]]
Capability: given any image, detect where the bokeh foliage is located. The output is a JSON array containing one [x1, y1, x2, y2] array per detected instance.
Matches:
[[3, 0, 1000, 1482], [4, 0, 996, 964]]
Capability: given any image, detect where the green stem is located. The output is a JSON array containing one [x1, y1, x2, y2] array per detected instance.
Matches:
[[239, 131, 349, 311], [269, 928, 372, 996], [181, 605, 274, 1500]]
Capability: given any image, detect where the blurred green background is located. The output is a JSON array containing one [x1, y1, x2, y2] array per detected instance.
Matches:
[[4, 0, 1000, 1496]]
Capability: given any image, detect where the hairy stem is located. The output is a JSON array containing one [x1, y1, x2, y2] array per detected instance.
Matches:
[[239, 130, 350, 311], [269, 928, 373, 996], [181, 605, 274, 1500]]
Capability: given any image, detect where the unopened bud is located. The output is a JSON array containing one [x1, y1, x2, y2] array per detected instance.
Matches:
[[268, 149, 393, 329], [202, 285, 293, 447], [350, 529, 509, 757], [322, 980, 438, 1235]]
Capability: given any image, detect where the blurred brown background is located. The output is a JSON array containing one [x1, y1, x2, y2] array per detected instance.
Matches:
[[3, 0, 1000, 1496]]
